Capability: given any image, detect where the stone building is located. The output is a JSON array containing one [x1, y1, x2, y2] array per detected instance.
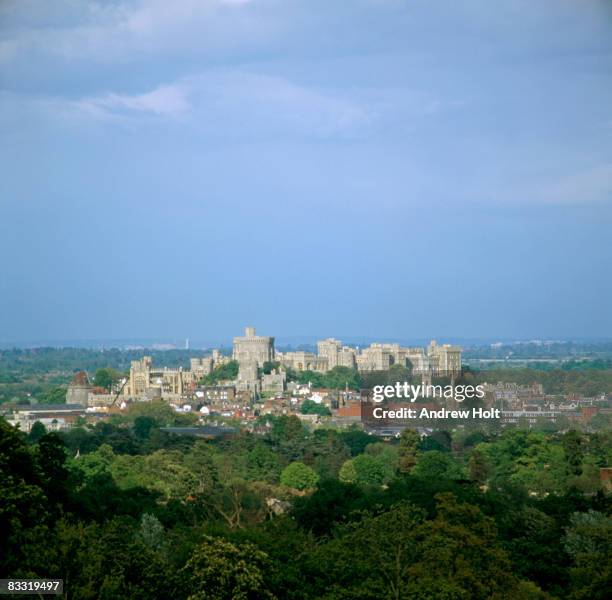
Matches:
[[317, 338, 342, 368], [427, 341, 462, 376], [122, 356, 187, 400], [190, 357, 214, 380], [277, 351, 328, 372], [233, 326, 275, 367], [236, 360, 261, 397], [66, 371, 93, 406], [317, 338, 356, 370], [262, 369, 286, 394], [356, 344, 394, 371]]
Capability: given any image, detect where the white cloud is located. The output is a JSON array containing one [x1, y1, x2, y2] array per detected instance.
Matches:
[[0, 0, 264, 66], [75, 84, 191, 118], [1, 70, 370, 138], [184, 71, 370, 137]]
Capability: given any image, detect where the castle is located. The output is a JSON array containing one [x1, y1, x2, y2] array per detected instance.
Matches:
[[75, 326, 461, 406]]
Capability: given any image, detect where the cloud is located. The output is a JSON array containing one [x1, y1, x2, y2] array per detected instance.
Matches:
[[0, 0, 264, 67], [1, 69, 370, 139], [75, 84, 191, 118], [185, 71, 370, 137]]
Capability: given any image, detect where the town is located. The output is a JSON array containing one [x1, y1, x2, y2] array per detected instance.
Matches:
[[3, 327, 609, 436]]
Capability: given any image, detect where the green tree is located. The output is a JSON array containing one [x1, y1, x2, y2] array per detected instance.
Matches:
[[338, 459, 358, 484], [411, 450, 465, 481], [93, 368, 121, 391], [280, 462, 319, 491], [564, 510, 612, 600], [201, 360, 239, 385], [323, 366, 362, 390], [182, 535, 276, 600], [262, 361, 281, 375], [408, 493, 535, 599], [339, 452, 396, 486], [27, 421, 47, 443], [0, 418, 52, 576], [313, 503, 425, 600], [398, 428, 420, 473], [133, 415, 158, 440], [468, 448, 491, 485], [300, 399, 331, 416], [138, 513, 166, 553], [562, 430, 584, 476], [39, 386, 66, 404]]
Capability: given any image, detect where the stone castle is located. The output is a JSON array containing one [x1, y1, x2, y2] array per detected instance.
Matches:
[[73, 326, 461, 406]]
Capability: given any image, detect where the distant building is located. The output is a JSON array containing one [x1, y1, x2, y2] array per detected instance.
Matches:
[[427, 341, 462, 376], [277, 351, 328, 372], [262, 369, 286, 394], [236, 360, 260, 397], [233, 326, 275, 367], [119, 351, 225, 402], [198, 385, 236, 404], [317, 339, 357, 369], [66, 371, 92, 406], [190, 357, 214, 380], [4, 404, 88, 432]]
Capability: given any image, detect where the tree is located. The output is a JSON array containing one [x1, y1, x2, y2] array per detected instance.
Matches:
[[411, 450, 465, 481], [182, 535, 276, 600], [339, 452, 396, 486], [39, 386, 66, 404], [246, 442, 282, 483], [138, 513, 166, 553], [300, 399, 331, 416], [200, 360, 239, 385], [468, 448, 491, 485], [280, 462, 319, 491], [0, 418, 52, 576], [339, 428, 377, 456], [338, 459, 358, 484], [398, 428, 419, 473], [36, 433, 70, 511], [93, 368, 121, 391], [27, 421, 47, 443], [562, 430, 584, 476], [262, 361, 281, 375], [564, 510, 612, 600], [133, 416, 157, 440], [407, 493, 533, 599], [313, 503, 425, 600], [127, 401, 177, 427], [55, 517, 176, 600], [323, 366, 362, 390]]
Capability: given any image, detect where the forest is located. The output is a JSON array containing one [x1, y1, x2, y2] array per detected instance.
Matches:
[[1, 402, 611, 600]]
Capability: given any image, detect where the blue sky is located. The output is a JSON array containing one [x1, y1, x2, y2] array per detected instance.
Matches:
[[0, 0, 611, 344]]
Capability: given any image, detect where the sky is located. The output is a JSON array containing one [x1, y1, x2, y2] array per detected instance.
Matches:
[[0, 0, 611, 345]]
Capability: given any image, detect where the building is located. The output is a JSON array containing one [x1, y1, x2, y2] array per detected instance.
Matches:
[[236, 360, 261, 397], [4, 404, 88, 432], [190, 357, 214, 380], [122, 356, 187, 401], [262, 369, 286, 394], [121, 352, 225, 402], [66, 371, 93, 406], [427, 341, 462, 376], [277, 351, 328, 372], [233, 326, 275, 367], [317, 338, 357, 370], [198, 385, 236, 404], [356, 344, 394, 371]]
